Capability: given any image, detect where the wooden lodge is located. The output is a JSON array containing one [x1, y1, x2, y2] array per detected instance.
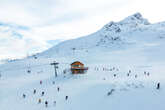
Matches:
[[70, 61, 88, 74]]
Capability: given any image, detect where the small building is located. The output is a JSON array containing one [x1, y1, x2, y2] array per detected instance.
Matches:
[[70, 61, 88, 74]]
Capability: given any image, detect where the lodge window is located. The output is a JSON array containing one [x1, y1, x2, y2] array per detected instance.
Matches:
[[72, 65, 80, 67]]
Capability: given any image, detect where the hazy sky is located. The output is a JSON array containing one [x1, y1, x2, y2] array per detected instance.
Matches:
[[0, 0, 165, 59]]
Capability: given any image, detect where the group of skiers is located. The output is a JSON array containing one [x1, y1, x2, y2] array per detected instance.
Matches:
[[22, 80, 69, 108], [110, 70, 150, 79], [126, 70, 151, 78], [21, 67, 161, 108], [127, 70, 161, 89], [95, 67, 152, 79], [95, 67, 119, 71], [105, 69, 160, 96]]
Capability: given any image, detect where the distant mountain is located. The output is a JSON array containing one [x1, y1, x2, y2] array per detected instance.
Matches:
[[0, 22, 64, 60], [0, 22, 29, 39], [39, 13, 165, 58]]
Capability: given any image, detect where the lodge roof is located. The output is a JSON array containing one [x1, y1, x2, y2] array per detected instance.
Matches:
[[70, 61, 84, 65]]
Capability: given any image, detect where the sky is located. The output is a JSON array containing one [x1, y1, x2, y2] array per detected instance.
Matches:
[[0, 0, 165, 59]]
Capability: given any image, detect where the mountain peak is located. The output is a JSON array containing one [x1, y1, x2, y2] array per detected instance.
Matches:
[[102, 12, 150, 33], [131, 12, 142, 19], [120, 12, 150, 25]]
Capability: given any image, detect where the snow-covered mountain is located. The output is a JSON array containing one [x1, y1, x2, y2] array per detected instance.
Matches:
[[0, 22, 29, 39], [0, 13, 165, 110], [40, 12, 165, 60], [0, 22, 62, 59], [0, 22, 30, 59]]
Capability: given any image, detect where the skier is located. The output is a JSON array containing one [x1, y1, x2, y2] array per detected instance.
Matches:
[[23, 94, 26, 98], [114, 74, 116, 77], [40, 80, 42, 85], [45, 101, 48, 107], [97, 68, 99, 71], [33, 89, 36, 94], [52, 81, 55, 85], [27, 70, 31, 73], [157, 82, 160, 89], [53, 101, 56, 106], [57, 87, 60, 92], [63, 70, 66, 74], [107, 89, 115, 96], [147, 72, 150, 76], [65, 96, 68, 100], [127, 73, 130, 77], [41, 91, 45, 96], [38, 99, 41, 104], [135, 74, 137, 78]]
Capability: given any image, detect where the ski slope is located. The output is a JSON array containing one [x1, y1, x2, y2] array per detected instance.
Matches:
[[0, 13, 165, 110]]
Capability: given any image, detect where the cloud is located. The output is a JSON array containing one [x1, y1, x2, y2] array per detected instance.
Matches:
[[0, 23, 55, 59], [0, 0, 165, 59]]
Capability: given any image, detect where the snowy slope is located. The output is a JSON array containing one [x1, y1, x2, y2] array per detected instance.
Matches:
[[39, 13, 165, 59], [0, 13, 165, 110]]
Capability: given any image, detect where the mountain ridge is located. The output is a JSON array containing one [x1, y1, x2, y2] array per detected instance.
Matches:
[[39, 12, 165, 58]]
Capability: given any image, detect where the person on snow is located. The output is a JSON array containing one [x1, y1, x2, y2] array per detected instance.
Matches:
[[157, 82, 160, 89], [107, 89, 115, 96], [65, 96, 68, 100], [45, 101, 48, 107], [57, 87, 60, 92], [40, 80, 42, 85], [23, 94, 26, 98], [38, 99, 41, 104], [33, 89, 36, 94], [127, 73, 130, 77], [53, 101, 56, 106], [41, 91, 45, 96]]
